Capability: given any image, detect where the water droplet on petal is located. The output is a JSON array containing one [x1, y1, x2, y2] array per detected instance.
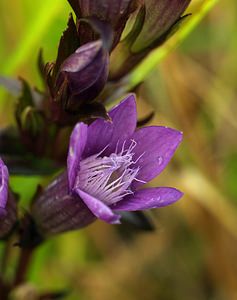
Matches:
[[157, 156, 163, 165]]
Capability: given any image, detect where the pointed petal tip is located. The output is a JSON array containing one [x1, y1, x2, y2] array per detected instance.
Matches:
[[113, 187, 184, 211], [178, 130, 183, 140], [121, 93, 136, 106], [109, 214, 121, 225], [110, 93, 136, 114], [174, 129, 183, 147], [75, 188, 121, 224], [84, 93, 137, 156], [131, 125, 183, 186]]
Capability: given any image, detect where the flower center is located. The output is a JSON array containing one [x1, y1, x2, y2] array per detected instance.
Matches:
[[76, 140, 143, 205]]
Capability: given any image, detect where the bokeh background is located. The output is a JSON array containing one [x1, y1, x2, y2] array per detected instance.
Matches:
[[1, 0, 237, 299]]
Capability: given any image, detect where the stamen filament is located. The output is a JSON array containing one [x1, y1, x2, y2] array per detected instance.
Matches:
[[75, 139, 143, 205]]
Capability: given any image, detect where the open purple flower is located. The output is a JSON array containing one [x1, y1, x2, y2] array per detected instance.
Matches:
[[68, 94, 183, 223], [0, 159, 17, 238], [33, 95, 183, 235]]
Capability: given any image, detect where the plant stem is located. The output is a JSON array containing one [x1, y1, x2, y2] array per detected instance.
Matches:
[[0, 279, 9, 300], [0, 238, 13, 276], [13, 247, 34, 288]]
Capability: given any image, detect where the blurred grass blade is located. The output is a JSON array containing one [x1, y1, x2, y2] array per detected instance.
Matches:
[[1, 0, 65, 76], [0, 76, 22, 96], [181, 168, 237, 240]]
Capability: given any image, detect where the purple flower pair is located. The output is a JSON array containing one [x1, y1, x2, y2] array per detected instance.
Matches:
[[32, 95, 183, 235]]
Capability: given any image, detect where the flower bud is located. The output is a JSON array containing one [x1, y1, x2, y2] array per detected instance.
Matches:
[[54, 40, 109, 113]]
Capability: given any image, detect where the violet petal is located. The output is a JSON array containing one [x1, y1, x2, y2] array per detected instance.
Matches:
[[0, 192, 18, 238], [131, 126, 183, 188], [112, 187, 183, 211], [83, 94, 137, 157], [0, 158, 9, 213], [75, 188, 121, 224], [67, 123, 88, 190]]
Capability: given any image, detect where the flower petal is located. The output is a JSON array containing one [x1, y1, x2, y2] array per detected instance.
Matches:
[[75, 188, 121, 224], [112, 187, 183, 211], [83, 94, 137, 157], [0, 192, 18, 238], [131, 126, 182, 188], [67, 123, 88, 190], [0, 158, 9, 214]]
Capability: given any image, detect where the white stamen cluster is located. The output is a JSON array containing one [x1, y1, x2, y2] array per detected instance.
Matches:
[[76, 140, 144, 205]]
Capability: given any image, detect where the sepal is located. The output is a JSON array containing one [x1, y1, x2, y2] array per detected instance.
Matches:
[[32, 172, 95, 236]]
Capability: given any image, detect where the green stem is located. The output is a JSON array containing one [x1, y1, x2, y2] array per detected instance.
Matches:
[[1, 0, 65, 76]]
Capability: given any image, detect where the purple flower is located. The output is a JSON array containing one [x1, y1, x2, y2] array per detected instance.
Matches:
[[0, 159, 17, 238], [32, 95, 183, 235]]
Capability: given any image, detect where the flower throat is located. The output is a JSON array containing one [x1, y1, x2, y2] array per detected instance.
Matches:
[[76, 140, 144, 205]]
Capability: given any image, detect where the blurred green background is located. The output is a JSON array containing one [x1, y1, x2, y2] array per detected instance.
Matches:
[[1, 0, 237, 299]]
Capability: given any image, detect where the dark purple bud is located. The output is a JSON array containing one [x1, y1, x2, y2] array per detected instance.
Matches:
[[68, 0, 139, 47], [32, 172, 95, 236], [55, 40, 109, 113], [0, 159, 17, 238], [131, 0, 191, 52]]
